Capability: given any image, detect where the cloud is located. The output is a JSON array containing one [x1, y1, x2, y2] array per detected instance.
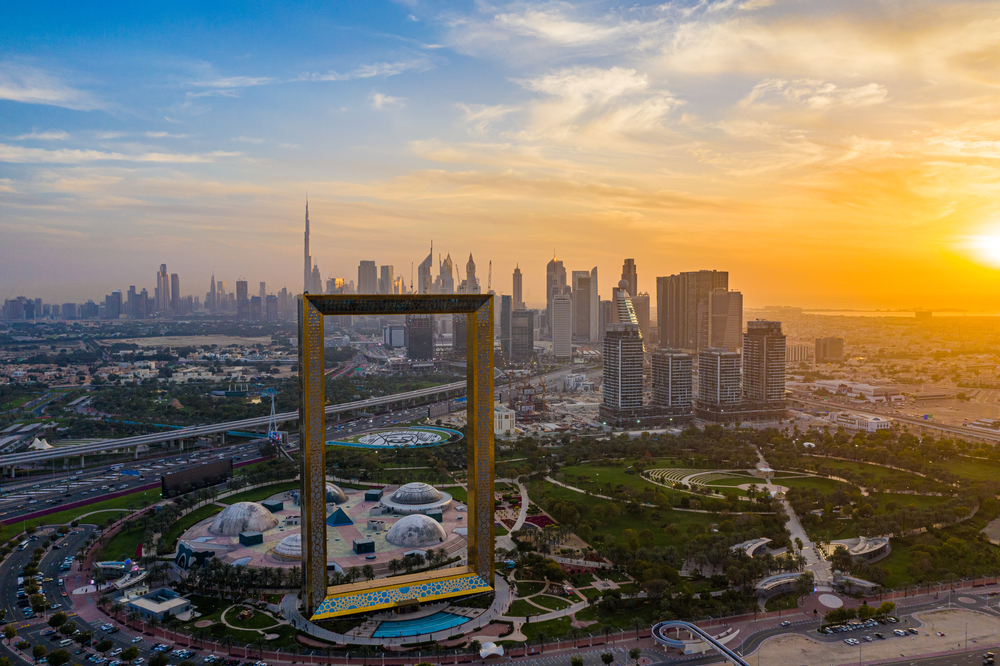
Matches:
[[145, 131, 187, 139], [298, 58, 433, 82], [15, 130, 69, 141], [232, 136, 264, 144], [371, 93, 405, 109], [278, 143, 299, 149], [0, 63, 102, 111], [740, 79, 888, 110], [457, 103, 520, 135], [189, 76, 275, 88], [0, 144, 241, 164], [96, 131, 127, 139]]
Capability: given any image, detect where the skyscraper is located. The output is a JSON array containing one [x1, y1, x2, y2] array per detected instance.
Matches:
[[304, 200, 316, 293], [394, 276, 406, 294], [588, 267, 599, 342], [157, 264, 169, 311], [651, 350, 693, 415], [378, 265, 394, 295], [265, 294, 278, 321], [743, 321, 787, 410], [250, 295, 262, 321], [551, 294, 572, 359], [170, 274, 180, 313], [500, 294, 512, 363], [236, 280, 249, 319], [406, 314, 434, 360], [358, 260, 378, 294], [697, 347, 742, 413], [545, 256, 566, 333], [621, 258, 638, 298], [417, 243, 433, 294], [633, 292, 651, 343], [259, 282, 266, 301], [698, 288, 743, 352], [464, 254, 480, 294], [209, 274, 216, 312], [600, 323, 644, 423], [657, 270, 729, 351], [512, 265, 524, 310], [571, 270, 590, 339], [815, 337, 845, 362], [510, 310, 535, 363], [436, 253, 455, 294]]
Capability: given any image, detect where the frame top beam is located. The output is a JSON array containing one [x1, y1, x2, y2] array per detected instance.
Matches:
[[304, 293, 490, 316]]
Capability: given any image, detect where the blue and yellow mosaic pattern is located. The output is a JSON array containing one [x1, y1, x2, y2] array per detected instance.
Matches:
[[310, 572, 492, 620]]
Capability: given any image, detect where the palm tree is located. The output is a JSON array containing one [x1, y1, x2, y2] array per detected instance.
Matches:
[[362, 565, 375, 582], [388, 559, 400, 576]]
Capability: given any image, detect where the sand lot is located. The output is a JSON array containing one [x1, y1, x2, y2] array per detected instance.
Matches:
[[109, 335, 274, 348], [750, 609, 1000, 665]]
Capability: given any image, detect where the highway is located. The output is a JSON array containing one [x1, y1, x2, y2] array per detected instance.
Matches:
[[0, 380, 470, 467], [790, 394, 1000, 444]]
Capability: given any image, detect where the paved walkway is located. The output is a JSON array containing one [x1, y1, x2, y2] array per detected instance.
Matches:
[[496, 478, 526, 552], [280, 572, 512, 646]]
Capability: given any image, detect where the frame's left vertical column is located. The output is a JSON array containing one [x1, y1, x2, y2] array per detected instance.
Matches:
[[299, 295, 328, 616]]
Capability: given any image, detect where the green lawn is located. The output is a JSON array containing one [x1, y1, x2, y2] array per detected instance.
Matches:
[[223, 606, 281, 630], [943, 457, 1000, 484], [11, 488, 162, 533], [529, 595, 572, 611], [515, 581, 545, 596], [557, 461, 673, 496], [868, 493, 948, 515], [507, 599, 543, 617], [520, 616, 572, 642], [574, 600, 662, 631], [219, 481, 300, 504], [159, 504, 224, 552], [764, 593, 798, 612], [703, 476, 756, 487], [445, 486, 468, 504], [529, 480, 719, 550], [100, 521, 148, 561], [812, 459, 946, 493], [495, 523, 508, 536], [779, 476, 857, 494]]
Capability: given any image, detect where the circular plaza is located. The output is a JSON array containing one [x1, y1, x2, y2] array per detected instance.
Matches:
[[327, 425, 462, 450]]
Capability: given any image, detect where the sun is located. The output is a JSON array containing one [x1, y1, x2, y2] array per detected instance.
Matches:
[[965, 232, 1000, 267]]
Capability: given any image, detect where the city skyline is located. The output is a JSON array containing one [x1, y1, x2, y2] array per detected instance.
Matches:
[[3, 2, 1000, 309]]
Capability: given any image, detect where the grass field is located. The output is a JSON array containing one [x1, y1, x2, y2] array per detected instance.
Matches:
[[508, 599, 542, 617], [100, 521, 147, 561], [159, 504, 224, 551], [219, 481, 300, 504], [574, 600, 661, 630], [812, 459, 946, 492], [519, 616, 572, 641], [868, 493, 949, 515], [779, 476, 857, 494], [529, 480, 718, 549], [764, 592, 799, 612], [11, 488, 162, 534], [943, 457, 1000, 484], [515, 581, 545, 596], [557, 461, 673, 497], [528, 595, 572, 611], [496, 524, 508, 536], [445, 486, 468, 504], [223, 606, 281, 629]]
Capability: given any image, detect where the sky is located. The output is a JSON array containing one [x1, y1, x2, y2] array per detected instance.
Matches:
[[3, 0, 1000, 310]]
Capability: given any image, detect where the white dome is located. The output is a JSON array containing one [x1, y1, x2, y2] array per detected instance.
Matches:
[[385, 514, 447, 547], [326, 483, 348, 504], [390, 482, 442, 505], [273, 534, 301, 560], [210, 502, 278, 536]]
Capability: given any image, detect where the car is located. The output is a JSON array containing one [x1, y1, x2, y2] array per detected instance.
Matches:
[[75, 650, 86, 655], [874, 633, 886, 639], [780, 620, 790, 627], [907, 628, 918, 635], [100, 625, 112, 632], [887, 617, 899, 623], [133, 659, 144, 665], [130, 637, 142, 644], [108, 661, 121, 666], [43, 629, 57, 636], [110, 648, 122, 656], [894, 629, 907, 637], [862, 635, 873, 642], [107, 627, 119, 634]]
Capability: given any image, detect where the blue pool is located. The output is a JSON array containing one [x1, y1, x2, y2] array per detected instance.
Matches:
[[372, 612, 467, 638]]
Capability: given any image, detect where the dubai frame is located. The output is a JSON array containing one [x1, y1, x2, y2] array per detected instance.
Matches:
[[298, 294, 495, 620]]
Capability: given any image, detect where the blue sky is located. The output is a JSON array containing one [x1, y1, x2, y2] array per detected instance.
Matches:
[[3, 1, 1000, 308]]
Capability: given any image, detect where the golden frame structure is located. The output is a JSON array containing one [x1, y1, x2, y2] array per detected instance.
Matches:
[[298, 294, 495, 619]]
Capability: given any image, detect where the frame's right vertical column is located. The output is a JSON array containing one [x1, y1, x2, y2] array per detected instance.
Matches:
[[465, 296, 495, 583]]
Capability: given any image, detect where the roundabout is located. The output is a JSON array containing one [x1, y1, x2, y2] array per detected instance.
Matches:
[[327, 425, 462, 450]]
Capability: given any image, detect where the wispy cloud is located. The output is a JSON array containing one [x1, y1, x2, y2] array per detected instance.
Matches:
[[0, 144, 240, 164], [740, 79, 888, 110], [371, 93, 405, 109], [232, 136, 264, 144], [457, 103, 520, 135], [298, 58, 433, 82], [189, 76, 275, 88], [145, 131, 188, 139], [0, 63, 102, 111], [15, 130, 69, 141]]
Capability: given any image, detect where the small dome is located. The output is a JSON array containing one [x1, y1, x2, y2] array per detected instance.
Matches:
[[618, 278, 629, 290], [273, 534, 301, 560], [210, 502, 278, 536], [389, 482, 442, 505], [385, 514, 447, 547], [326, 483, 347, 504]]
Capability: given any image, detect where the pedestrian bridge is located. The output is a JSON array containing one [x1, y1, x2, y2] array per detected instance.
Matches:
[[652, 620, 749, 665]]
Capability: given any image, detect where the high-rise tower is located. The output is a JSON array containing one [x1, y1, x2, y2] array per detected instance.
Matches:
[[621, 259, 638, 298], [512, 265, 524, 310], [303, 200, 315, 293]]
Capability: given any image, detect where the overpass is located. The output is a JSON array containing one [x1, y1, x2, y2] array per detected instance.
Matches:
[[652, 620, 749, 665], [0, 380, 470, 468], [790, 394, 1000, 444]]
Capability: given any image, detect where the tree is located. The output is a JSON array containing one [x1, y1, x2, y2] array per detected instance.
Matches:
[[629, 648, 641, 665], [3, 626, 16, 644], [601, 653, 614, 666], [32, 645, 47, 663], [571, 657, 584, 666], [96, 639, 114, 654], [877, 601, 896, 618], [48, 612, 67, 629], [48, 650, 71, 666], [149, 654, 169, 666], [362, 565, 375, 582], [468, 640, 481, 655], [59, 622, 77, 637], [122, 648, 139, 663]]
